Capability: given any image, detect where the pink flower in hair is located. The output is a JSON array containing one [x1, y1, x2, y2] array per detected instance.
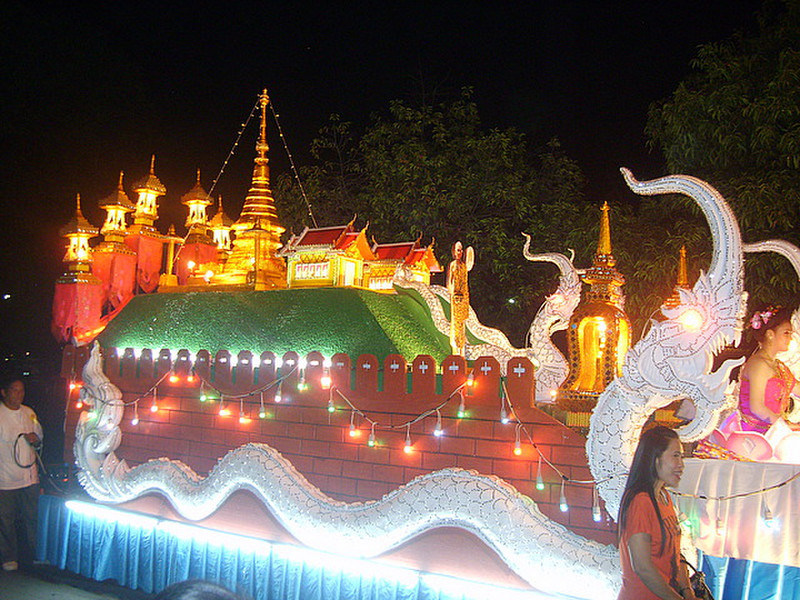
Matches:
[[750, 307, 778, 330]]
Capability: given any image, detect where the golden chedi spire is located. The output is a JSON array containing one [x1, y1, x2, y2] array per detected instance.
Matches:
[[220, 89, 286, 289], [556, 200, 631, 424], [664, 246, 690, 309], [581, 201, 625, 309], [596, 201, 612, 255], [231, 89, 283, 235]]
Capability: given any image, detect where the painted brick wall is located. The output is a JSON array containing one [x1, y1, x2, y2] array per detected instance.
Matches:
[[61, 345, 615, 545]]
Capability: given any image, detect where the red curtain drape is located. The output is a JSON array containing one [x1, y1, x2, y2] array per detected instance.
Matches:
[[92, 251, 137, 310], [175, 242, 219, 285], [125, 234, 164, 293], [51, 281, 105, 345]]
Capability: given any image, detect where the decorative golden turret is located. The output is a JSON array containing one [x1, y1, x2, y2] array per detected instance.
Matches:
[[556, 201, 631, 426], [98, 171, 136, 244], [209, 195, 234, 252], [664, 246, 689, 309], [581, 202, 625, 308], [182, 169, 213, 229], [131, 155, 166, 231], [220, 89, 286, 289], [59, 193, 99, 276]]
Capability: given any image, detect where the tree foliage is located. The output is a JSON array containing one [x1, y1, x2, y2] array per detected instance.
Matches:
[[274, 90, 596, 345], [646, 0, 800, 310]]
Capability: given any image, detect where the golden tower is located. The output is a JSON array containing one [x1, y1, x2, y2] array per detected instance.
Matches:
[[664, 246, 689, 309], [59, 193, 99, 277], [98, 171, 136, 245], [219, 89, 287, 289], [556, 202, 631, 425], [130, 155, 166, 232]]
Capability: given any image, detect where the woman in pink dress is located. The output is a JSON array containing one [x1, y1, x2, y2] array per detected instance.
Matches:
[[738, 306, 799, 433]]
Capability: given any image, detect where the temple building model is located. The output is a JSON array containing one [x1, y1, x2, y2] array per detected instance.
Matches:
[[52, 90, 440, 344]]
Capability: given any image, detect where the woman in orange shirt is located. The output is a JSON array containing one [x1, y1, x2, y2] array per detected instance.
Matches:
[[617, 426, 697, 600]]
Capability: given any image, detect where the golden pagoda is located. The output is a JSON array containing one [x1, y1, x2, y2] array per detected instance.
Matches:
[[217, 89, 286, 289], [664, 246, 689, 309], [556, 202, 631, 425]]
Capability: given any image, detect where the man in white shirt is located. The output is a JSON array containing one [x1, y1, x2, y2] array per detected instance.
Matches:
[[0, 378, 42, 571]]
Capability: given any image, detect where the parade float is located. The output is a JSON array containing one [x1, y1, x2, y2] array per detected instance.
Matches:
[[44, 90, 800, 600]]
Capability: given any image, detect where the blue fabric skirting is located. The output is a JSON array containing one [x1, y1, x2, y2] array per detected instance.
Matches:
[[37, 495, 549, 600], [700, 553, 800, 600], [38, 495, 800, 600]]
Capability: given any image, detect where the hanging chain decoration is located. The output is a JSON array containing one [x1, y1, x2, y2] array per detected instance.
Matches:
[[206, 98, 261, 201], [268, 99, 318, 228]]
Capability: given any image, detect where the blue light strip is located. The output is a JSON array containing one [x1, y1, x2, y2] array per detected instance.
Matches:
[[62, 500, 553, 600]]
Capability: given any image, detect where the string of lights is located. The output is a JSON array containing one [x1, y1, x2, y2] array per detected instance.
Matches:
[[68, 356, 800, 520], [673, 469, 800, 502], [268, 100, 318, 228], [207, 99, 260, 201]]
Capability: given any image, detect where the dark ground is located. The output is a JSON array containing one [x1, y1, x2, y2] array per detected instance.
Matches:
[[0, 564, 150, 600]]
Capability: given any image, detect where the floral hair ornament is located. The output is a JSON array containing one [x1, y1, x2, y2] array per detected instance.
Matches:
[[750, 306, 780, 330]]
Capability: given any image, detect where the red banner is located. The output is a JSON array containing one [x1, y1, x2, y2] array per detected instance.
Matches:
[[51, 281, 105, 345], [175, 242, 219, 285], [92, 251, 137, 310], [125, 234, 164, 293]]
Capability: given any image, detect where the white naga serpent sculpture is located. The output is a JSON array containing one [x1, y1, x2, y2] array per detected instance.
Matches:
[[392, 244, 580, 388], [74, 342, 619, 599], [521, 234, 582, 403], [392, 265, 535, 374], [587, 169, 748, 518]]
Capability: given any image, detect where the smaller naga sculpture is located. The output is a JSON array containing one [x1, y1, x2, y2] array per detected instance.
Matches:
[[447, 241, 474, 356], [521, 234, 582, 402]]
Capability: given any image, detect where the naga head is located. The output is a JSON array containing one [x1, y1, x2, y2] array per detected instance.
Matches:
[[619, 170, 747, 440], [521, 232, 582, 333]]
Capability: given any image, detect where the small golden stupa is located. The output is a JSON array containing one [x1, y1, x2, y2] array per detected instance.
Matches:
[[664, 245, 689, 309], [556, 202, 631, 425]]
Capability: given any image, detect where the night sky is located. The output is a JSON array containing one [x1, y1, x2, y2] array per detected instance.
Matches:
[[0, 1, 765, 366]]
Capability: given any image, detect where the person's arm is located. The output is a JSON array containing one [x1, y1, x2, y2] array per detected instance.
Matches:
[[743, 358, 780, 423], [626, 533, 685, 600]]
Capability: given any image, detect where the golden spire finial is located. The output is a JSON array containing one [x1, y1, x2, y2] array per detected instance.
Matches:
[[677, 245, 688, 288], [196, 168, 201, 184], [257, 89, 270, 167], [150, 154, 156, 174], [76, 193, 82, 215], [597, 201, 612, 255], [231, 88, 281, 233], [118, 171, 124, 190]]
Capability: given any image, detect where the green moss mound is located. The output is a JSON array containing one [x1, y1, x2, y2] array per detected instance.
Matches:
[[97, 288, 452, 362]]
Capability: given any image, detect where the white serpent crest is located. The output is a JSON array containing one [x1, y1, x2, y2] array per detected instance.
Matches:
[[521, 233, 582, 402], [392, 266, 533, 374], [587, 169, 748, 518]]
